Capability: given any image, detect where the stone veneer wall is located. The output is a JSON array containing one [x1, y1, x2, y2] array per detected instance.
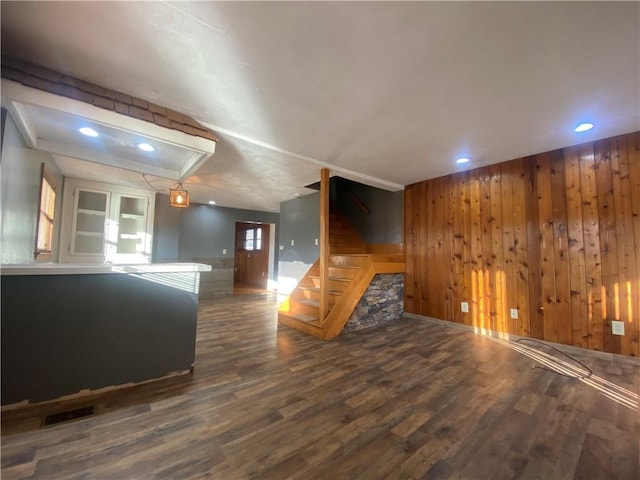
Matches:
[[343, 273, 404, 333]]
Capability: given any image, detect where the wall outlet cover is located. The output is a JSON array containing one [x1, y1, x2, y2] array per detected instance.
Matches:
[[315, 238, 318, 246], [461, 302, 469, 313], [510, 308, 518, 319], [222, 248, 227, 255], [279, 245, 284, 251], [612, 321, 625, 336], [291, 240, 295, 246]]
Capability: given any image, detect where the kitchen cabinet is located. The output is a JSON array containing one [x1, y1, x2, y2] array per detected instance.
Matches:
[[59, 178, 155, 264]]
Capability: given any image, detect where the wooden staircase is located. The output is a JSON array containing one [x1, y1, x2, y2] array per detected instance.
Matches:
[[278, 211, 405, 339]]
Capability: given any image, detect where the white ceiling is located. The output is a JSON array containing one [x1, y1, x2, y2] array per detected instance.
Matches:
[[2, 1, 639, 212], [2, 80, 217, 193], [23, 103, 210, 177]]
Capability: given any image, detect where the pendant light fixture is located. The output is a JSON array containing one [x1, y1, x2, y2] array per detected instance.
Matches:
[[169, 182, 189, 207]]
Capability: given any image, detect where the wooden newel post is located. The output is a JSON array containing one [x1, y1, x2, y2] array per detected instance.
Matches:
[[319, 168, 330, 322]]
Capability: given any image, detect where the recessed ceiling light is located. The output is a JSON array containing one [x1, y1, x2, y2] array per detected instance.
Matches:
[[208, 201, 216, 205], [136, 142, 155, 152], [79, 127, 98, 137], [455, 157, 471, 164], [574, 123, 594, 133]]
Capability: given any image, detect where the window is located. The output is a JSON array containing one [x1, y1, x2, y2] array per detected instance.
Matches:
[[35, 166, 56, 257], [244, 226, 262, 251]]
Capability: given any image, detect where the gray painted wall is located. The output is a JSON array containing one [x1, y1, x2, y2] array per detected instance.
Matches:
[[0, 111, 64, 264], [152, 194, 181, 262], [277, 192, 320, 291], [153, 194, 280, 262], [279, 192, 320, 265], [334, 178, 403, 244], [177, 202, 279, 262], [152, 195, 280, 288]]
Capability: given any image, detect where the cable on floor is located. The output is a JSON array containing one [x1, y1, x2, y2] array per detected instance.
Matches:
[[515, 337, 593, 379]]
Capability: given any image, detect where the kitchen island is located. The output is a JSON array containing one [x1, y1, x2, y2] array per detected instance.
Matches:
[[1, 263, 211, 406]]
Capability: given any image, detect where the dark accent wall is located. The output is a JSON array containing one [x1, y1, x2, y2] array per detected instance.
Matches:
[[404, 131, 640, 357], [1, 272, 200, 405], [333, 177, 403, 244], [0, 111, 64, 264], [277, 180, 402, 261]]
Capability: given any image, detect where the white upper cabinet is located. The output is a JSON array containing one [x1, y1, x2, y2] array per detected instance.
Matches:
[[60, 178, 155, 264]]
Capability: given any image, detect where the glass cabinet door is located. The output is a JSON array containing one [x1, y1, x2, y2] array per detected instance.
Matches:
[[60, 178, 155, 264], [116, 195, 147, 256], [72, 189, 109, 255]]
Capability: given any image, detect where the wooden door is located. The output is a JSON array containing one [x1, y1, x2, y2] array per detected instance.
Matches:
[[234, 222, 270, 288]]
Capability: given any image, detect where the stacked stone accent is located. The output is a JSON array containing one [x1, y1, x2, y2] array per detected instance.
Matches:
[[343, 273, 404, 333], [1, 56, 217, 142]]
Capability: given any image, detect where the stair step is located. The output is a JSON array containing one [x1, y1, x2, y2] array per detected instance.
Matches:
[[307, 265, 360, 276], [289, 313, 320, 323], [330, 254, 369, 267], [288, 297, 321, 317], [299, 299, 320, 307], [298, 286, 343, 295], [308, 275, 352, 282], [329, 248, 367, 253], [328, 265, 359, 280]]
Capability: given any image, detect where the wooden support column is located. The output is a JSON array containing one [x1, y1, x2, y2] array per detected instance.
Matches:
[[319, 168, 330, 322]]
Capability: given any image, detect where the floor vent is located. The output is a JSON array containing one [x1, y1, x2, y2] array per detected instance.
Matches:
[[42, 406, 95, 427]]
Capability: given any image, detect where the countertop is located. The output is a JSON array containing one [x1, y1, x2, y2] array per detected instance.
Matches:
[[0, 262, 212, 276]]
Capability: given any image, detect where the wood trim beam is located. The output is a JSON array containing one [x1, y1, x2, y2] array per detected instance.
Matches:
[[319, 168, 330, 321]]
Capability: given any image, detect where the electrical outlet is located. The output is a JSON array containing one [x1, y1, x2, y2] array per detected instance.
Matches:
[[315, 238, 318, 246], [222, 248, 227, 255], [510, 308, 518, 319], [279, 245, 284, 251], [291, 240, 295, 246], [461, 302, 469, 313], [612, 321, 625, 336]]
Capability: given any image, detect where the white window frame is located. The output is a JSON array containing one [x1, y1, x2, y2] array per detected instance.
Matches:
[[35, 164, 56, 260]]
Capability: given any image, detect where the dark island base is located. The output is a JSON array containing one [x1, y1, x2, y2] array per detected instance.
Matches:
[[1, 271, 200, 406]]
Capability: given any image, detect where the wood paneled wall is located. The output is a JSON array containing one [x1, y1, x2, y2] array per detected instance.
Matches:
[[404, 131, 640, 356]]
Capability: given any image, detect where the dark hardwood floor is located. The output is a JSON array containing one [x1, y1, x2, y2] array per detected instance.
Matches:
[[2, 293, 639, 479], [233, 282, 268, 295]]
